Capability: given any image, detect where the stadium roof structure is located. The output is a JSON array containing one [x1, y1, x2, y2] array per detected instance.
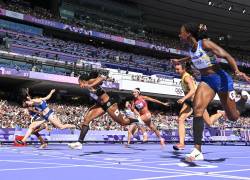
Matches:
[[130, 0, 250, 49]]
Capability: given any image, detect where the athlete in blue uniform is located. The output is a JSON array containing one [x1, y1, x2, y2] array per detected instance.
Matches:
[[26, 107, 49, 148], [172, 23, 250, 161], [17, 89, 75, 145]]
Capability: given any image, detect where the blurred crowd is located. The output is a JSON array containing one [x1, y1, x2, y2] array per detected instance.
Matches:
[[1, 99, 250, 131], [1, 0, 250, 63], [0, 0, 180, 49], [0, 28, 170, 75]]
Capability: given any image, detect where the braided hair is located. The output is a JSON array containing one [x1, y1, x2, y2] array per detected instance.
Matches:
[[182, 22, 208, 41]]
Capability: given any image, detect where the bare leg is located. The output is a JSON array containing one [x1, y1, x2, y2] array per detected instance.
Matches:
[[193, 82, 216, 152], [127, 123, 137, 145], [218, 92, 240, 121], [107, 103, 136, 126], [138, 125, 148, 142], [78, 105, 105, 143], [21, 120, 46, 143], [203, 110, 224, 126], [49, 114, 76, 130], [141, 113, 165, 147], [33, 131, 47, 148], [79, 105, 104, 126], [177, 103, 192, 146]]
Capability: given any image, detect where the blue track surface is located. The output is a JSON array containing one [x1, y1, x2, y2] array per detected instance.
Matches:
[[0, 143, 250, 180]]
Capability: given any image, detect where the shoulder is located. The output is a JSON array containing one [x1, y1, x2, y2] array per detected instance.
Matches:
[[201, 39, 216, 50], [140, 95, 147, 99], [184, 74, 194, 83]]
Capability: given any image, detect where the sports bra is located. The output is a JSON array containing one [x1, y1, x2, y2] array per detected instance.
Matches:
[[189, 40, 217, 69], [134, 98, 147, 111], [34, 100, 48, 111], [89, 85, 106, 102], [181, 72, 197, 94]]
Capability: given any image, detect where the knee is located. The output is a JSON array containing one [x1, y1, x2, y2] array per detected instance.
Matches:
[[206, 120, 215, 126], [206, 121, 213, 126], [120, 121, 127, 126], [227, 113, 239, 122], [177, 118, 185, 124], [128, 131, 132, 136], [193, 104, 205, 117], [82, 118, 91, 126], [30, 126, 36, 132]]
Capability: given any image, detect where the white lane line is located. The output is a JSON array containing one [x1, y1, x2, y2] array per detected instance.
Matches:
[[230, 157, 250, 159], [123, 160, 179, 165], [225, 163, 250, 167], [210, 168, 250, 174], [8, 150, 117, 165], [129, 170, 250, 180], [0, 165, 84, 172], [0, 159, 85, 166], [129, 174, 197, 180], [0, 158, 63, 161], [0, 163, 192, 175], [119, 163, 201, 174], [203, 174, 250, 180]]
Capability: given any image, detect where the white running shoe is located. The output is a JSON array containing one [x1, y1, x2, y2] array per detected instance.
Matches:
[[39, 143, 48, 149], [68, 142, 83, 150], [185, 148, 204, 162]]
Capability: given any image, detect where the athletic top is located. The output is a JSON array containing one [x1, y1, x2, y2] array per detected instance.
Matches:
[[181, 72, 197, 94], [89, 85, 106, 102], [134, 97, 147, 111], [124, 108, 136, 118], [34, 100, 48, 111], [189, 40, 217, 69], [29, 111, 39, 121]]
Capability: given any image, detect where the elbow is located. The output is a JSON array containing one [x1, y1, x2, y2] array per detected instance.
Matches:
[[191, 90, 196, 96]]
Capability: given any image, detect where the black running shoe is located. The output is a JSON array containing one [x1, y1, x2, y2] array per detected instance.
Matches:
[[16, 140, 25, 145], [173, 144, 185, 151]]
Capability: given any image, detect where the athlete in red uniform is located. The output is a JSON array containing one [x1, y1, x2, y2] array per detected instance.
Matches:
[[131, 88, 169, 147]]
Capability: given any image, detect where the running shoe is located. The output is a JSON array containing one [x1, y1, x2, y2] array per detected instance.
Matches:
[[39, 143, 48, 149], [16, 140, 25, 145], [185, 148, 204, 162], [143, 132, 148, 142], [160, 138, 165, 148], [68, 142, 83, 150], [173, 143, 185, 151]]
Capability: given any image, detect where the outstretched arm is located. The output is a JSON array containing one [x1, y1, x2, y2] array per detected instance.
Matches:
[[86, 76, 107, 88], [202, 39, 250, 82], [171, 56, 191, 65], [142, 96, 169, 106], [177, 76, 196, 104], [40, 89, 56, 101], [25, 88, 31, 97]]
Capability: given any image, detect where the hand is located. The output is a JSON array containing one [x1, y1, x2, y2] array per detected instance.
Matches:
[[38, 111, 43, 116], [235, 71, 250, 82], [163, 102, 170, 106], [177, 98, 185, 104], [51, 89, 56, 93]]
